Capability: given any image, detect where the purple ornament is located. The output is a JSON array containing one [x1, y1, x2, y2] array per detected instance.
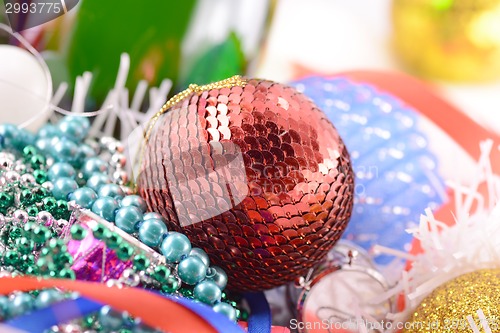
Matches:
[[65, 211, 132, 281]]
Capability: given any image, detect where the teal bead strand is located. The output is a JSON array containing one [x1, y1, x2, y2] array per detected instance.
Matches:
[[98, 183, 125, 199], [143, 212, 163, 221], [58, 117, 88, 142], [0, 296, 8, 320], [52, 177, 78, 200], [138, 219, 167, 248], [86, 173, 112, 192], [34, 289, 64, 309], [82, 158, 107, 179], [213, 302, 237, 322], [37, 124, 61, 139], [115, 206, 143, 234], [51, 139, 79, 165], [177, 256, 207, 285], [160, 232, 191, 264], [189, 248, 210, 267], [120, 195, 147, 212], [7, 292, 34, 318], [194, 280, 222, 305], [208, 266, 228, 290], [69, 187, 98, 209], [48, 162, 76, 181], [99, 308, 127, 332]]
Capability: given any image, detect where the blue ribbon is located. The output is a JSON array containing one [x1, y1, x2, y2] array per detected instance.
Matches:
[[4, 291, 269, 333], [244, 292, 271, 333], [5, 297, 103, 333]]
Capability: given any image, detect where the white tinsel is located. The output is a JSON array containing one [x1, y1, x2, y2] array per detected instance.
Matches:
[[2, 22, 169, 175], [375, 139, 500, 329], [0, 23, 163, 136], [39, 53, 171, 179]]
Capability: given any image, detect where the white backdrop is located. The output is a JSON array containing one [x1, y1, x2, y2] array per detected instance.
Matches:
[[256, 0, 500, 184]]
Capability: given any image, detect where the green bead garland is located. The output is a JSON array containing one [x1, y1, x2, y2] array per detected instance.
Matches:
[[0, 120, 244, 324], [70, 224, 87, 240], [132, 254, 150, 271], [116, 242, 134, 261]]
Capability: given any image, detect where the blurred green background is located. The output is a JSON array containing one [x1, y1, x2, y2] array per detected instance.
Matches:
[[2, 0, 272, 105]]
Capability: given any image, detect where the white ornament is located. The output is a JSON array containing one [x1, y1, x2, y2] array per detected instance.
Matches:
[[0, 44, 52, 130]]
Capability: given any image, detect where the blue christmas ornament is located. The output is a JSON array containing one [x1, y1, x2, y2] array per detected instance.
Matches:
[[290, 77, 446, 264]]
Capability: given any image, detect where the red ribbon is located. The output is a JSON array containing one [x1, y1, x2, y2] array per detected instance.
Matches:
[[0, 276, 217, 333]]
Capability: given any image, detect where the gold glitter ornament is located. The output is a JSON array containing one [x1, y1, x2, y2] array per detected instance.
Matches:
[[393, 0, 500, 82], [403, 269, 500, 333]]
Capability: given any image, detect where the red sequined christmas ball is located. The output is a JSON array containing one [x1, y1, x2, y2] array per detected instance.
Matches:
[[137, 77, 354, 291]]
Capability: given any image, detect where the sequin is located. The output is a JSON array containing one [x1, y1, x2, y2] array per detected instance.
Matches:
[[138, 78, 354, 291]]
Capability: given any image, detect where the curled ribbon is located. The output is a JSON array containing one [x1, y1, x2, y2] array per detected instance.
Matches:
[[0, 276, 244, 333]]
